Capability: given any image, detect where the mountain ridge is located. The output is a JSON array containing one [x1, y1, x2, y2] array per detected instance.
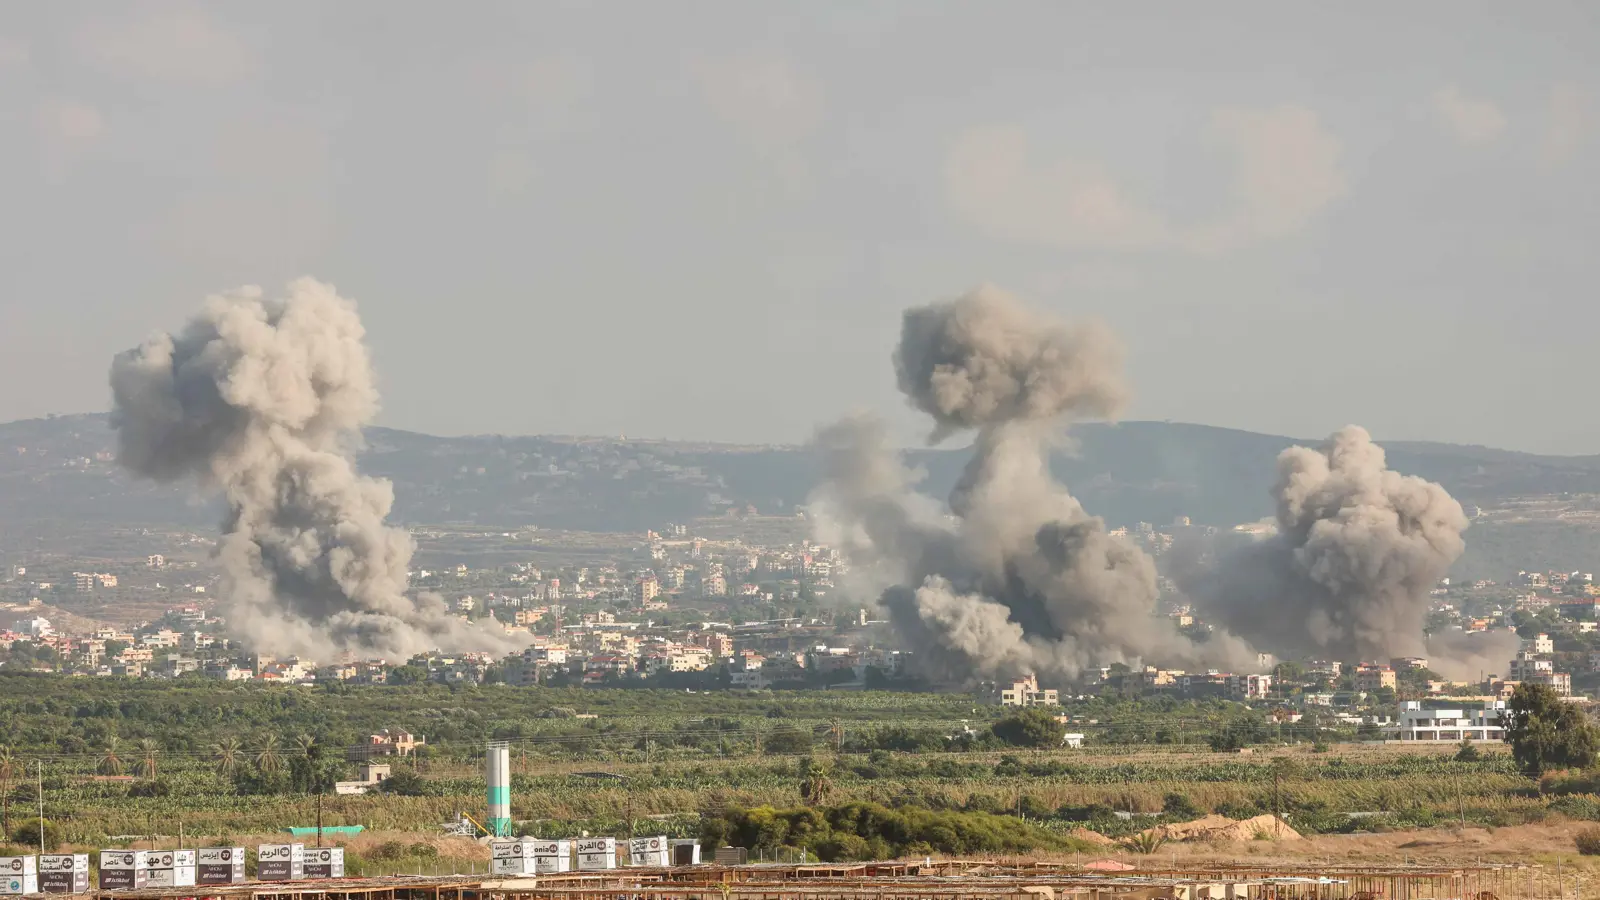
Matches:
[[5, 413, 1600, 535]]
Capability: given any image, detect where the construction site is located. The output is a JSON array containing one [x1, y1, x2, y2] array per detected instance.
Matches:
[[4, 743, 1590, 900], [42, 858, 1573, 900]]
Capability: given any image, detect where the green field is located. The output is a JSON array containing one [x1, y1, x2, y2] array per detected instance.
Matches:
[[0, 673, 1590, 861]]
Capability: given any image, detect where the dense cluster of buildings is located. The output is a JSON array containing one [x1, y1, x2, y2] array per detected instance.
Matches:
[[0, 600, 912, 688], [5, 512, 1600, 744]]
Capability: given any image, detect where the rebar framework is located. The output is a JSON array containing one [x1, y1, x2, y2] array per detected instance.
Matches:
[[77, 859, 1557, 900]]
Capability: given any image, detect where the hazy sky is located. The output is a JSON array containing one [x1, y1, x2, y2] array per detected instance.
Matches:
[[2, 3, 1596, 452]]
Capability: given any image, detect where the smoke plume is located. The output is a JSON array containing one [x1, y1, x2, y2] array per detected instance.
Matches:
[[109, 278, 523, 661], [810, 286, 1257, 681], [1185, 425, 1512, 675]]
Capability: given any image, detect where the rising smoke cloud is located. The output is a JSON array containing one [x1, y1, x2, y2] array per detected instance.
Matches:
[[810, 285, 1258, 682], [1183, 425, 1517, 678], [109, 278, 524, 661]]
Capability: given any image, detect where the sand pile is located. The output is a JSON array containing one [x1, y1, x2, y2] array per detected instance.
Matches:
[[1211, 814, 1301, 842], [1068, 827, 1117, 846], [1130, 813, 1301, 844]]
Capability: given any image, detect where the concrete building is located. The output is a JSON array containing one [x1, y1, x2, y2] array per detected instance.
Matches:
[[1308, 660, 1342, 679], [335, 763, 392, 795], [1382, 701, 1506, 742], [1525, 671, 1573, 696], [347, 729, 424, 761], [994, 674, 1059, 707], [1508, 651, 1554, 683], [634, 576, 660, 605], [1354, 664, 1397, 693], [1226, 673, 1273, 700]]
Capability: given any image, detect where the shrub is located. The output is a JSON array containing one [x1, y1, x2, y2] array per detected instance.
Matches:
[[1548, 796, 1600, 821], [377, 770, 431, 796], [1162, 792, 1201, 819], [992, 709, 1065, 748], [813, 833, 871, 862], [1215, 801, 1260, 820], [763, 729, 813, 755], [10, 818, 61, 851], [1018, 795, 1053, 819], [369, 841, 407, 860], [1057, 802, 1116, 822], [128, 779, 172, 798], [1576, 826, 1600, 856], [1541, 770, 1600, 796], [707, 801, 1075, 861], [407, 842, 438, 858]]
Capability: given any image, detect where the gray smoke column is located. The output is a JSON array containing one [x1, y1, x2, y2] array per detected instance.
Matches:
[[810, 285, 1257, 681], [1187, 425, 1511, 675], [109, 278, 523, 661]]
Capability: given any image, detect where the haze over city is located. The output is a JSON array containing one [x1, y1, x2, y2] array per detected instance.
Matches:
[[1, 3, 1597, 452], [13, 0, 1600, 881]]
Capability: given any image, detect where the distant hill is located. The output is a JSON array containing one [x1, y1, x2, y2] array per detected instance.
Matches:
[[5, 414, 1600, 541]]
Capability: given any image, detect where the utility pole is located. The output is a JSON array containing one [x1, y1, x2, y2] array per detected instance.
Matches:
[[36, 760, 44, 855], [316, 794, 324, 847], [1273, 763, 1282, 839]]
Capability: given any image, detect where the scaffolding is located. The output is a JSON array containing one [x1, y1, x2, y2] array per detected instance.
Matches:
[[73, 860, 1558, 900]]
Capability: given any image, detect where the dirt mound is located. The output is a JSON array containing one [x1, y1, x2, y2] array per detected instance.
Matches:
[[1147, 814, 1237, 841], [1132, 813, 1301, 844], [1209, 814, 1301, 842], [1067, 827, 1116, 846]]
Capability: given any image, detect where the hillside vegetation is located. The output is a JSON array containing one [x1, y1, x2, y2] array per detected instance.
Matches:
[[6, 415, 1600, 534]]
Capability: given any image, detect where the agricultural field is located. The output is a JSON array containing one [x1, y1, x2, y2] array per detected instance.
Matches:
[[2, 672, 1597, 864]]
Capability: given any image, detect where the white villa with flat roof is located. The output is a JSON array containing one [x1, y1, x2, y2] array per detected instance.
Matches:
[[1381, 701, 1506, 742]]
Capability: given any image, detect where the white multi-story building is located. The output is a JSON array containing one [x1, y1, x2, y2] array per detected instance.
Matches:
[[1527, 633, 1555, 655], [19, 616, 53, 637], [1383, 701, 1507, 742], [1526, 671, 1574, 696], [1509, 651, 1554, 682], [1226, 673, 1273, 700]]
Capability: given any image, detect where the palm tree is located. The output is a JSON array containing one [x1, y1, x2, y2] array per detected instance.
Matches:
[[213, 737, 242, 778], [134, 739, 160, 779], [0, 744, 16, 836], [799, 758, 834, 807], [255, 736, 283, 775], [97, 737, 124, 777], [291, 734, 324, 794]]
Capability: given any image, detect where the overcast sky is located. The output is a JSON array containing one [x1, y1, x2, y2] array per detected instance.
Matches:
[[1, 2, 1596, 453]]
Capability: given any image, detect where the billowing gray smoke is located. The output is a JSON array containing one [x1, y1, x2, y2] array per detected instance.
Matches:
[[810, 285, 1257, 681], [1185, 425, 1515, 677], [109, 278, 523, 661]]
